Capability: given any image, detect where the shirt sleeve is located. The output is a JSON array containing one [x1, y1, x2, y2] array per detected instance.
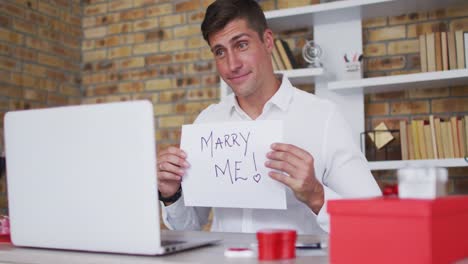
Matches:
[[316, 106, 382, 232], [160, 194, 211, 230]]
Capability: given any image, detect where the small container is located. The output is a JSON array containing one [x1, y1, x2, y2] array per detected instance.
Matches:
[[397, 167, 448, 199], [343, 61, 363, 80], [256, 229, 296, 261], [0, 216, 10, 243]]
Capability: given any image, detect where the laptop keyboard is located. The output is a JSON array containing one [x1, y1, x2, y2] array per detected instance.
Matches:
[[161, 240, 185, 246]]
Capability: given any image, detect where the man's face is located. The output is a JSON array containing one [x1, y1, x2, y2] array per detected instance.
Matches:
[[208, 19, 274, 100]]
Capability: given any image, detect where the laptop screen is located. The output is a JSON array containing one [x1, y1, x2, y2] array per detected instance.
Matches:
[[4, 101, 164, 254]]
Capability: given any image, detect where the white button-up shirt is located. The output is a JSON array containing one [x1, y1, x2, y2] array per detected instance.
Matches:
[[162, 75, 381, 234]]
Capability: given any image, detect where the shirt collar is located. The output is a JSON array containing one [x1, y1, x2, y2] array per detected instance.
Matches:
[[226, 74, 294, 116], [267, 74, 294, 112]]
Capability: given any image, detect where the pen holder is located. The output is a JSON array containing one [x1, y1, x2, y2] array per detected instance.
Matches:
[[343, 61, 363, 80]]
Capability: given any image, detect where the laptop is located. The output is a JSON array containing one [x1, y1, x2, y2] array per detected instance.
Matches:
[[3, 100, 219, 255]]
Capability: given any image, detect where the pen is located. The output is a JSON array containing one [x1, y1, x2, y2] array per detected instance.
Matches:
[[251, 242, 327, 250], [295, 242, 326, 249]]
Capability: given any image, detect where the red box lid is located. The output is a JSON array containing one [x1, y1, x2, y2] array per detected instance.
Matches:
[[328, 196, 468, 217]]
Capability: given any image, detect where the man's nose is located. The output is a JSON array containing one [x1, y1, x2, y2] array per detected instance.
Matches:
[[227, 52, 242, 72]]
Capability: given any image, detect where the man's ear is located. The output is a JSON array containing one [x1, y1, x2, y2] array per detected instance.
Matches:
[[263, 29, 275, 53]]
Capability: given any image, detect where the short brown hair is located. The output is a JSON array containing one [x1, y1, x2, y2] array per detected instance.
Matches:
[[201, 0, 268, 44]]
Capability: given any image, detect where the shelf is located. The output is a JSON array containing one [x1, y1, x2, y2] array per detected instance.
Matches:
[[369, 158, 468, 170], [265, 0, 467, 31], [327, 69, 468, 94], [275, 68, 324, 85]]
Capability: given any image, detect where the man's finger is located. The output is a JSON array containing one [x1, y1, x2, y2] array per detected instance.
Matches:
[[270, 143, 311, 161], [269, 171, 297, 189], [266, 150, 303, 169], [265, 160, 297, 177], [158, 171, 182, 181], [158, 154, 190, 169], [159, 146, 187, 159]]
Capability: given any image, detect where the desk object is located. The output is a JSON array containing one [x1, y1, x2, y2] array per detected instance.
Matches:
[[328, 196, 468, 264]]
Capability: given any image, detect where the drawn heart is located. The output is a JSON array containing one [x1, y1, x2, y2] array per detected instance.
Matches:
[[253, 173, 261, 183]]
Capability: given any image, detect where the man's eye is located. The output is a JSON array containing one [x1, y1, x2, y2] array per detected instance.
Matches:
[[214, 49, 225, 58], [238, 42, 248, 50]]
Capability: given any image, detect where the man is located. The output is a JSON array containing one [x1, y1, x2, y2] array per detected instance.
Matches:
[[157, 0, 381, 234]]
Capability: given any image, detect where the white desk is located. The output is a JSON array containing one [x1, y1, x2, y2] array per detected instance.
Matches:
[[0, 231, 329, 264]]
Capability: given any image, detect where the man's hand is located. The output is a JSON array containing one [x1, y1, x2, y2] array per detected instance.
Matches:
[[157, 146, 190, 204], [265, 143, 324, 214]]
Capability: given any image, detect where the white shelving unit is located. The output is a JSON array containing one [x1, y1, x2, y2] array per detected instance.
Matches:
[[220, 0, 468, 171], [328, 69, 468, 94], [369, 158, 468, 171], [265, 0, 466, 31], [276, 68, 324, 85]]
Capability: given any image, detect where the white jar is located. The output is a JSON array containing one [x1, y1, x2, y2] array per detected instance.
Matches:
[[397, 167, 448, 199]]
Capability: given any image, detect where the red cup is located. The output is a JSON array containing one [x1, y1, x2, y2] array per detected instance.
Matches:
[[257, 229, 297, 261]]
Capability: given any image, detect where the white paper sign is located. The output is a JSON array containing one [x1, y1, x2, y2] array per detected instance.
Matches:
[[180, 120, 286, 209]]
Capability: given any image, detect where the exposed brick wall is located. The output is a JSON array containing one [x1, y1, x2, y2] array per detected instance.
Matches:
[[0, 0, 82, 214], [81, 0, 219, 152]]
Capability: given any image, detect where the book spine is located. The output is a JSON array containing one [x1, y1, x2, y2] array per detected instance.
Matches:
[[275, 39, 293, 70], [407, 123, 414, 160], [434, 117, 444, 159], [458, 119, 466, 158], [419, 34, 427, 72], [441, 31, 449, 71], [447, 31, 458, 70], [450, 116, 460, 158], [426, 33, 436, 72], [400, 120, 408, 160], [455, 30, 465, 69], [423, 123, 434, 159], [429, 115, 438, 159], [435, 32, 443, 71]]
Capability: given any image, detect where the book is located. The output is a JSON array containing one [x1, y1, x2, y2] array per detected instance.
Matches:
[[407, 123, 414, 160], [423, 122, 434, 159], [426, 33, 436, 72], [446, 120, 455, 158], [440, 121, 452, 158], [419, 34, 427, 72], [415, 120, 427, 159], [272, 43, 285, 70], [275, 39, 293, 70], [458, 119, 466, 158], [435, 32, 443, 71], [441, 32, 449, 71], [455, 30, 465, 69], [279, 39, 298, 69], [450, 116, 460, 158], [400, 120, 408, 160], [411, 120, 421, 159], [429, 115, 438, 159], [465, 32, 468, 69], [447, 31, 457, 70], [434, 117, 444, 159], [465, 116, 468, 156], [367, 122, 394, 150]]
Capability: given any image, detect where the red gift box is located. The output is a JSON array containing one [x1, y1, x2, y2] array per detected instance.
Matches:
[[328, 196, 468, 264]]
